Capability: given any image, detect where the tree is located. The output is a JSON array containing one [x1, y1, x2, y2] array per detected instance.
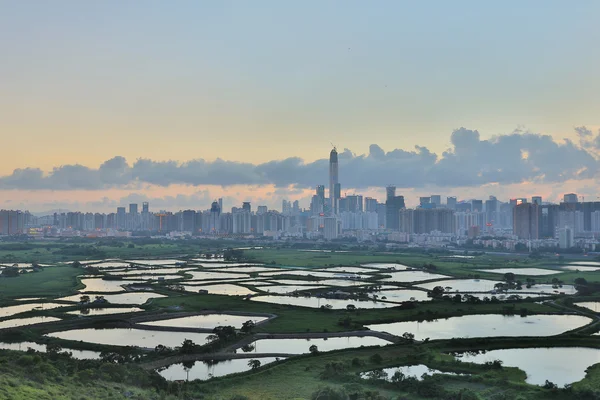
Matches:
[[180, 339, 197, 354], [346, 304, 356, 311], [309, 344, 319, 354], [79, 295, 90, 303], [46, 343, 63, 355], [402, 332, 415, 342], [182, 360, 195, 381], [71, 261, 82, 268], [248, 359, 262, 370], [503, 272, 515, 282], [241, 320, 255, 333], [212, 325, 237, 341]]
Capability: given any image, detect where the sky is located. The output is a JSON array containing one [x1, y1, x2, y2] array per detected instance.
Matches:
[[1, 1, 600, 213]]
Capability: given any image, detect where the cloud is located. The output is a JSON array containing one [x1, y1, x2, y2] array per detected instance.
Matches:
[[1, 127, 599, 191]]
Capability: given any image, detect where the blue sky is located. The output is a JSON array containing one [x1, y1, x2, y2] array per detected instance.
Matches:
[[1, 1, 599, 210]]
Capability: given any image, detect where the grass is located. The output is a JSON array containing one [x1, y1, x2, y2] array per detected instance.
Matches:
[[0, 266, 83, 299]]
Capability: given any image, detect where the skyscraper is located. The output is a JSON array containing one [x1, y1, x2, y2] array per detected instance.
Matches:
[[564, 193, 578, 203], [513, 203, 539, 240], [329, 147, 339, 215]]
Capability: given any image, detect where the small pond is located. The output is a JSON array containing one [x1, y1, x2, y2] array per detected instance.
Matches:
[[57, 292, 165, 305], [250, 336, 392, 354], [456, 347, 600, 386], [0, 303, 66, 319], [361, 364, 465, 381], [574, 302, 600, 312], [255, 285, 323, 294], [367, 314, 592, 340], [418, 279, 501, 293], [47, 328, 211, 348], [183, 284, 255, 296], [141, 314, 267, 329], [249, 295, 398, 309], [379, 271, 450, 283], [66, 307, 143, 316], [158, 357, 282, 381], [0, 316, 61, 329], [0, 341, 100, 359], [476, 268, 559, 276]]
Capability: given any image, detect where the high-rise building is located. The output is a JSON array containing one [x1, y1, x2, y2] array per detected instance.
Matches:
[[324, 217, 338, 240], [116, 207, 126, 230], [430, 195, 441, 206], [386, 186, 396, 201], [471, 199, 483, 212], [329, 147, 339, 215], [209, 201, 221, 233], [447, 197, 457, 210], [365, 197, 378, 212], [513, 203, 539, 240], [129, 203, 138, 215], [142, 202, 149, 213], [257, 206, 268, 215], [532, 196, 542, 205], [182, 210, 197, 233], [386, 195, 405, 230], [564, 193, 578, 203], [559, 227, 574, 249], [419, 197, 431, 206], [242, 202, 251, 213]]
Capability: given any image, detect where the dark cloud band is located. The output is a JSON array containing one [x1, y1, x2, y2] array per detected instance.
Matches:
[[1, 127, 598, 191]]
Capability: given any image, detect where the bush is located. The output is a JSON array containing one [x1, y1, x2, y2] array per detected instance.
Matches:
[[369, 354, 383, 364], [311, 387, 349, 400]]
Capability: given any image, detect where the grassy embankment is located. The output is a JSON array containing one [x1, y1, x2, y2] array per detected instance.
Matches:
[[148, 292, 559, 334]]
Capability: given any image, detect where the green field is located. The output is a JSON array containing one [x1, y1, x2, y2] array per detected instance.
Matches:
[[0, 266, 83, 299]]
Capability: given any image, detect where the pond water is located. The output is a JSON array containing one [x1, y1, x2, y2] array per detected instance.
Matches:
[[47, 328, 211, 348], [361, 263, 411, 271], [574, 302, 600, 312], [215, 266, 281, 273], [0, 341, 100, 359], [267, 279, 329, 286], [66, 307, 143, 316], [361, 364, 464, 381], [186, 271, 250, 280], [13, 297, 43, 302], [249, 295, 398, 309], [367, 314, 592, 340], [259, 270, 345, 278], [108, 268, 192, 276], [250, 336, 392, 354], [320, 267, 382, 274], [0, 316, 61, 329], [183, 284, 255, 296], [87, 262, 131, 269], [0, 303, 66, 319], [569, 261, 600, 266], [191, 262, 256, 268], [158, 357, 282, 381], [127, 259, 185, 265], [562, 265, 600, 272], [417, 279, 501, 292], [379, 271, 450, 283], [57, 292, 165, 305], [506, 284, 577, 295], [317, 279, 370, 287], [476, 268, 559, 276], [141, 314, 268, 329], [254, 285, 323, 294], [80, 278, 145, 293], [457, 347, 600, 386], [374, 290, 430, 302]]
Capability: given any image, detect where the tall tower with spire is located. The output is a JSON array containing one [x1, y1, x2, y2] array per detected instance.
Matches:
[[329, 147, 339, 215]]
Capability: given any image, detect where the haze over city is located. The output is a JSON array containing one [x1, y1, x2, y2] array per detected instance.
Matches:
[[2, 1, 600, 212]]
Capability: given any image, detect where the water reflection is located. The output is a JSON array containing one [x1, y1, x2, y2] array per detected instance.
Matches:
[[457, 347, 600, 386], [367, 314, 591, 340]]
